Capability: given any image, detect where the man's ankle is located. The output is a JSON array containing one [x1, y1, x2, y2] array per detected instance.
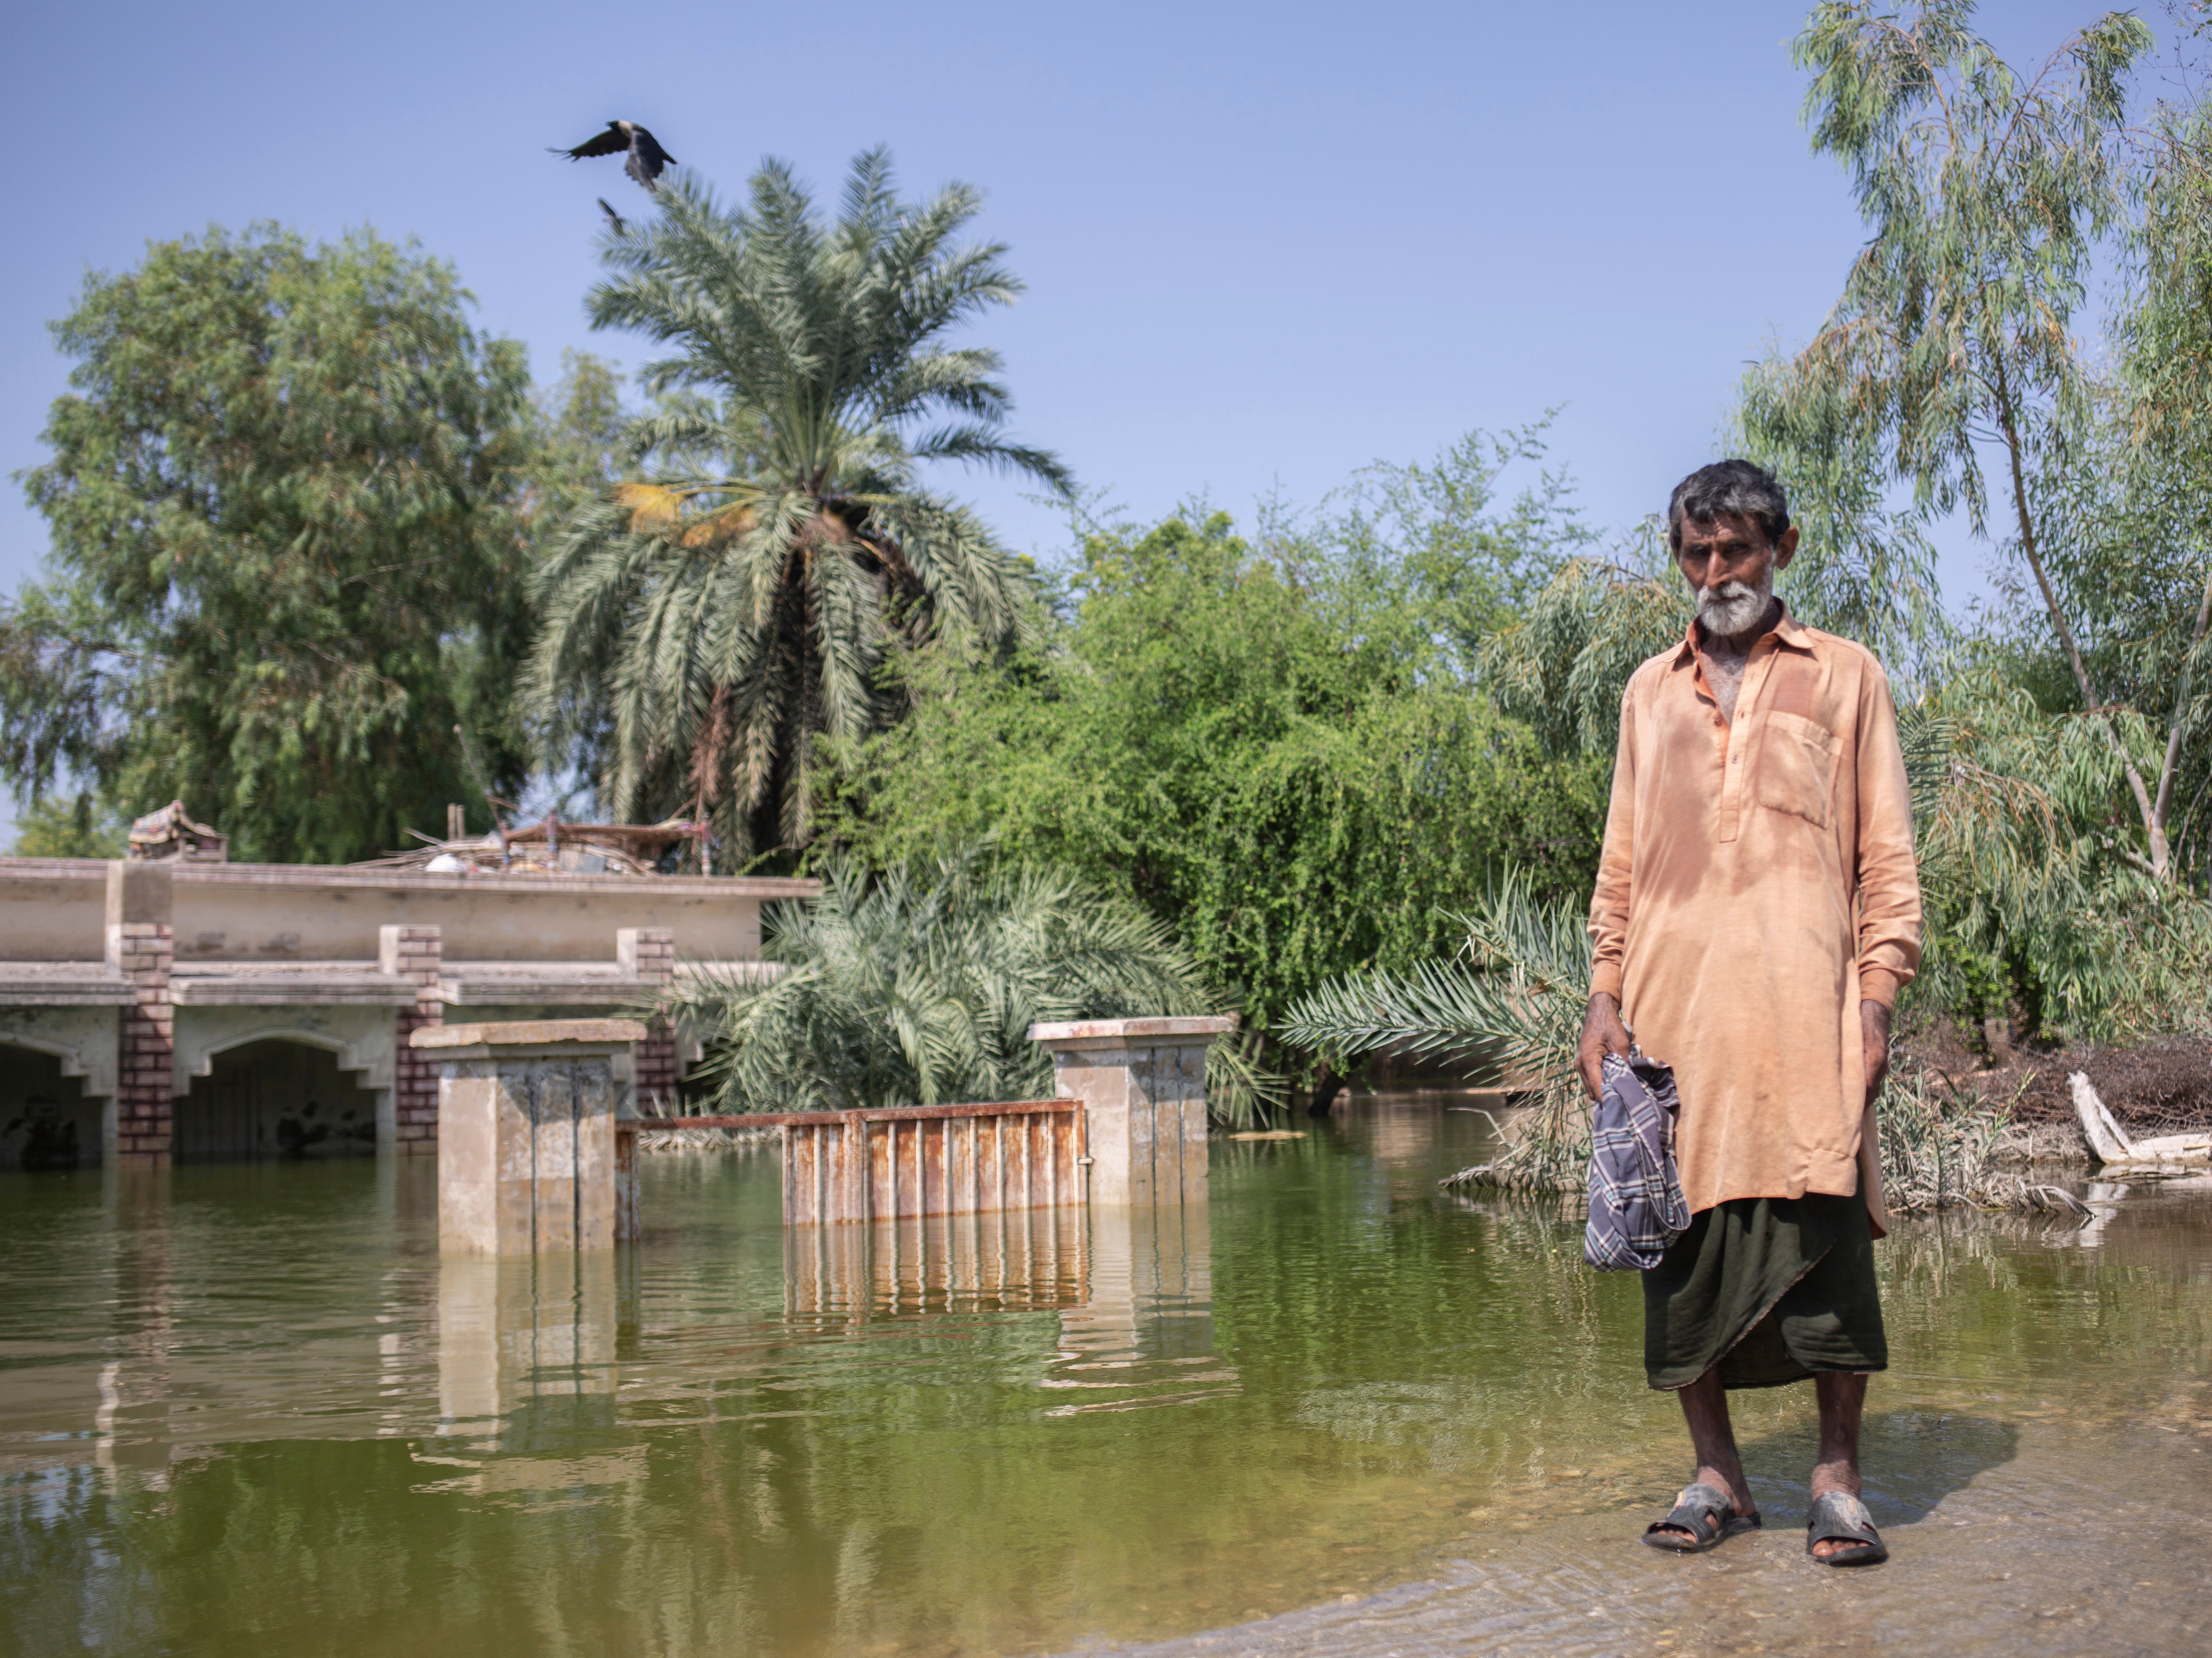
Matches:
[[1809, 1461, 1860, 1498], [1696, 1467, 1754, 1514]]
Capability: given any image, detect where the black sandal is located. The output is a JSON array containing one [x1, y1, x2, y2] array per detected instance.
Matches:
[[1641, 1481, 1760, 1553], [1804, 1491, 1887, 1566]]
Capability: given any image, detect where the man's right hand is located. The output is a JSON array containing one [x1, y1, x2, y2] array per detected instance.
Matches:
[[1576, 992, 1632, 1100]]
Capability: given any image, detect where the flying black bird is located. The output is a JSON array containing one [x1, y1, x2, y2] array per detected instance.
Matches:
[[598, 197, 628, 235], [551, 120, 676, 192]]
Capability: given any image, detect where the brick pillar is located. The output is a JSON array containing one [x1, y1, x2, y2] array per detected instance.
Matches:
[[382, 925, 444, 1155], [106, 861, 175, 1164], [617, 927, 680, 1111]]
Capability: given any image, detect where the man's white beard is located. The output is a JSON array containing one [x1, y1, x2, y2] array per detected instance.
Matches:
[[1698, 575, 1771, 640]]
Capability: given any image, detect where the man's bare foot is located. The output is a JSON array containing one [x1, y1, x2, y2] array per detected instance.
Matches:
[[1644, 1465, 1758, 1548], [1809, 1372, 1870, 1561], [1701, 1464, 1756, 1522], [1808, 1458, 1860, 1560]]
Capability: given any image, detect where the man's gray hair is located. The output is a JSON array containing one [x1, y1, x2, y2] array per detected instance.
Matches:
[[1667, 460, 1791, 552]]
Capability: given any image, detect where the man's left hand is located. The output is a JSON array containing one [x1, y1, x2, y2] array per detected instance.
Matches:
[[1861, 1000, 1892, 1104]]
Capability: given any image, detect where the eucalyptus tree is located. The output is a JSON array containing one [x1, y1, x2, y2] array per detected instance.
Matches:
[[1477, 526, 1687, 761], [1732, 360, 1948, 691], [532, 149, 1069, 865], [1758, 3, 2167, 864], [2113, 101, 2212, 880]]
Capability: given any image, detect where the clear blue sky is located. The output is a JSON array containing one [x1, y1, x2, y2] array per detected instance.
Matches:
[[0, 0, 2161, 835]]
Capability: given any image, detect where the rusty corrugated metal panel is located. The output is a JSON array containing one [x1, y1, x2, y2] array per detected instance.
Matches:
[[615, 1101, 1070, 1133], [622, 1100, 1087, 1234]]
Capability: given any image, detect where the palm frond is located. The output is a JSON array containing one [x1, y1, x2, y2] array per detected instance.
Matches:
[[667, 843, 1283, 1123], [1278, 868, 1589, 1094]]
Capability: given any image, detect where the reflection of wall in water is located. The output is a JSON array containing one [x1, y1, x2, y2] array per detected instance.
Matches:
[[176, 1039, 379, 1162], [784, 1205, 1090, 1319], [0, 1044, 102, 1169]]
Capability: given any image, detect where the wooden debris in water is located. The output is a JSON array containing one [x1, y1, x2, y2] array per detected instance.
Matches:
[[1229, 1130, 1307, 1141], [2069, 1072, 2212, 1174]]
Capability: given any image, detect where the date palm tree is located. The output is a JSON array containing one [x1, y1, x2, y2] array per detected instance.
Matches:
[[531, 148, 1070, 864]]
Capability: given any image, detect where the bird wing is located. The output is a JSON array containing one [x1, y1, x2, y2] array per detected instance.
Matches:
[[626, 125, 674, 189], [598, 198, 627, 233], [557, 123, 630, 161]]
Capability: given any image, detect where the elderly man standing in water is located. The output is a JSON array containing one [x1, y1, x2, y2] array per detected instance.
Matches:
[[1576, 459, 1922, 1566]]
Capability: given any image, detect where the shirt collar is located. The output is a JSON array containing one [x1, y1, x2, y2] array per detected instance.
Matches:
[[1671, 600, 1815, 666]]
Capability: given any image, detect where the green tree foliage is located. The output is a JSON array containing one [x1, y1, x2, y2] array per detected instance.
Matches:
[[1480, 527, 1687, 760], [1761, 2, 2168, 864], [1904, 672, 2211, 1038], [1734, 1, 2212, 1038], [823, 458, 1608, 1031], [6, 794, 127, 858], [533, 349, 632, 511], [2102, 96, 2212, 876], [1483, 493, 1940, 762], [671, 845, 1275, 1122], [1279, 874, 1598, 1190], [1733, 361, 1949, 689], [1262, 422, 1595, 668], [1277, 867, 1589, 1092], [2, 225, 538, 862], [531, 150, 1068, 865]]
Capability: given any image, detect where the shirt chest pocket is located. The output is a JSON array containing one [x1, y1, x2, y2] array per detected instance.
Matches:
[[1756, 711, 1839, 829]]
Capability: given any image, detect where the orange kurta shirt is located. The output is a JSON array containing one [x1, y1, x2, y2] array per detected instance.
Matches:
[[1587, 607, 1922, 1231]]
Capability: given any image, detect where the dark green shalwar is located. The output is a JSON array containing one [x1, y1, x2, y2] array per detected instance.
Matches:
[[1642, 1192, 1886, 1391]]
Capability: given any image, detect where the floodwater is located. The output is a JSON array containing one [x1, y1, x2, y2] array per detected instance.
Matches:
[[2, 1096, 2208, 1658]]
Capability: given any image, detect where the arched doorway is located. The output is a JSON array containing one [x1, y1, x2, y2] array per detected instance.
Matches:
[[0, 1043, 100, 1170], [176, 1038, 380, 1163]]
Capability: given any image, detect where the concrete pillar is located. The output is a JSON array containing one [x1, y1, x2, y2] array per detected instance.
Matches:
[[1027, 1016, 1237, 1206], [104, 861, 174, 1164], [616, 927, 680, 1110], [380, 924, 444, 1156], [412, 1019, 645, 1255]]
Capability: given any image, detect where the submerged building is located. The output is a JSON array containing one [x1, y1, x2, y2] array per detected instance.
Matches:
[[0, 848, 816, 1168]]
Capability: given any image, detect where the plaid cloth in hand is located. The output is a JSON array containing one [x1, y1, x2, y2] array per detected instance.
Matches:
[[1585, 1046, 1691, 1271]]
